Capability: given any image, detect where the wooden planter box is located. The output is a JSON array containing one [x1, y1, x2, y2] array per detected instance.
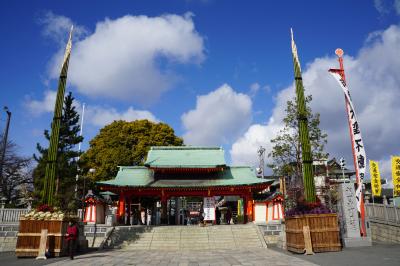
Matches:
[[285, 213, 341, 253], [15, 219, 68, 257]]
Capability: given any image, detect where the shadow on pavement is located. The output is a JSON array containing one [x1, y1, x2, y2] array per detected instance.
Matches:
[[270, 243, 400, 266]]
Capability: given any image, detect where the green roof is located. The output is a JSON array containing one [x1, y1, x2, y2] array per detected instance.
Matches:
[[144, 146, 226, 168], [97, 166, 273, 188]]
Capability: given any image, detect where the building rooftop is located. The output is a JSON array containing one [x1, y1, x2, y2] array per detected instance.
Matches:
[[144, 146, 226, 169], [97, 166, 273, 188]]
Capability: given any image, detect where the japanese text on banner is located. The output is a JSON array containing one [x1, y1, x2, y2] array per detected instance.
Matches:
[[369, 160, 381, 197], [392, 156, 400, 197]]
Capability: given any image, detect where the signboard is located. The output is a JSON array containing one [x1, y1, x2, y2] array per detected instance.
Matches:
[[369, 160, 381, 197], [392, 156, 400, 197], [203, 197, 215, 221], [338, 183, 360, 238]]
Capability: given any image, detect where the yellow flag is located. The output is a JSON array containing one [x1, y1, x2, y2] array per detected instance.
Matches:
[[370, 160, 381, 197], [392, 156, 400, 197]]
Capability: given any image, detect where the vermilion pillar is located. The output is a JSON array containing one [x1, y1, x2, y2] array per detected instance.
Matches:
[[161, 192, 168, 225], [127, 195, 131, 225], [247, 197, 253, 223], [118, 191, 125, 224], [243, 195, 248, 224]]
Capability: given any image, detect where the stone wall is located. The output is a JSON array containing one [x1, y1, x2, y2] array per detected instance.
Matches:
[[257, 221, 284, 246], [0, 223, 19, 252], [370, 221, 400, 244], [84, 224, 114, 249]]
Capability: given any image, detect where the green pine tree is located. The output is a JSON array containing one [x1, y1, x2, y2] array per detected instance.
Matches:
[[33, 92, 83, 210], [268, 95, 328, 183]]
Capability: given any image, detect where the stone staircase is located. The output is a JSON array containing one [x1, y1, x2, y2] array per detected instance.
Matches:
[[101, 226, 152, 249], [113, 224, 266, 251]]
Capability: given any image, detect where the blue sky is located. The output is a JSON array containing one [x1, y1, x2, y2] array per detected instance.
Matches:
[[1, 0, 400, 179]]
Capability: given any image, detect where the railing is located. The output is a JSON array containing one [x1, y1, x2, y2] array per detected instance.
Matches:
[[365, 203, 400, 225], [0, 208, 84, 223], [0, 208, 29, 223]]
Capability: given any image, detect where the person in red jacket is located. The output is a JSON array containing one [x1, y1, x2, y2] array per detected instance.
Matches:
[[66, 221, 78, 259]]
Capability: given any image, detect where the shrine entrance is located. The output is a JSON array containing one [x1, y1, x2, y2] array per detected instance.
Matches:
[[97, 146, 274, 226], [112, 187, 260, 226]]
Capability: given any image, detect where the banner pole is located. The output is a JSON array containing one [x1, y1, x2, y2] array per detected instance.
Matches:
[[372, 194, 375, 218], [392, 156, 399, 222], [329, 49, 367, 237]]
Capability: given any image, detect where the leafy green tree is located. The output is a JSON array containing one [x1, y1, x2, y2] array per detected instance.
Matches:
[[33, 92, 83, 210], [80, 120, 183, 182], [268, 95, 328, 182]]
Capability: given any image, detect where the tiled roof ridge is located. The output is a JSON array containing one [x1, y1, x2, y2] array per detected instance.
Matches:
[[118, 166, 148, 169], [118, 165, 251, 169], [150, 146, 222, 150]]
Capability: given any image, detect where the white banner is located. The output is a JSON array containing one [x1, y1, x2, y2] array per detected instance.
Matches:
[[329, 71, 366, 213], [203, 197, 216, 221]]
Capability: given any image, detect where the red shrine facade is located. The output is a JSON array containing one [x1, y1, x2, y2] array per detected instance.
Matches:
[[97, 146, 274, 224]]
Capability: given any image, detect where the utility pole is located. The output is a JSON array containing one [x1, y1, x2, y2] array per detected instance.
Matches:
[[340, 157, 346, 180], [0, 106, 11, 197], [257, 146, 266, 178], [75, 103, 85, 200]]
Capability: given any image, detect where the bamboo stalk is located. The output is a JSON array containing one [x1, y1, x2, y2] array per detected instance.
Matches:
[[290, 29, 316, 202]]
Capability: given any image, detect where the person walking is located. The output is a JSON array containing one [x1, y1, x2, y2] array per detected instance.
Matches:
[[146, 209, 152, 225], [141, 208, 146, 225], [226, 208, 232, 225], [216, 207, 221, 225], [66, 221, 78, 260]]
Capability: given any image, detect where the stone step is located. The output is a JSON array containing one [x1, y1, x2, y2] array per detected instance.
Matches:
[[122, 224, 265, 250]]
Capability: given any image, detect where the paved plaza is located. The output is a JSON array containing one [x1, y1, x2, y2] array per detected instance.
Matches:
[[2, 243, 400, 266], [47, 248, 316, 266], [1, 248, 316, 266]]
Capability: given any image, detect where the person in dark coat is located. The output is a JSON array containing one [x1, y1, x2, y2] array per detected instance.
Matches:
[[66, 221, 78, 259], [216, 207, 221, 225], [226, 208, 232, 224]]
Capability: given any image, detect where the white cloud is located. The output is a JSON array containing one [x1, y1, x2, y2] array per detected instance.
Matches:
[[248, 82, 271, 98], [85, 106, 158, 127], [230, 123, 281, 166], [374, 0, 389, 15], [378, 157, 394, 188], [46, 13, 205, 105], [249, 82, 260, 96], [395, 0, 400, 15], [182, 84, 252, 146], [24, 90, 158, 127], [25, 90, 57, 116], [231, 25, 400, 180], [373, 0, 400, 16], [38, 11, 89, 44]]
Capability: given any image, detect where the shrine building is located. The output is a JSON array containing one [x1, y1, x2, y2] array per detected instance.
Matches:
[[97, 146, 274, 224]]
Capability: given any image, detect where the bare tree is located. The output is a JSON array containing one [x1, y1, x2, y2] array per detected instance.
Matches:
[[0, 134, 32, 206]]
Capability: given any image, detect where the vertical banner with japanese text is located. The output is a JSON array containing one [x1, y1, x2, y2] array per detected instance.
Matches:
[[392, 156, 400, 197], [329, 71, 366, 213], [203, 197, 216, 221], [369, 160, 381, 197]]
